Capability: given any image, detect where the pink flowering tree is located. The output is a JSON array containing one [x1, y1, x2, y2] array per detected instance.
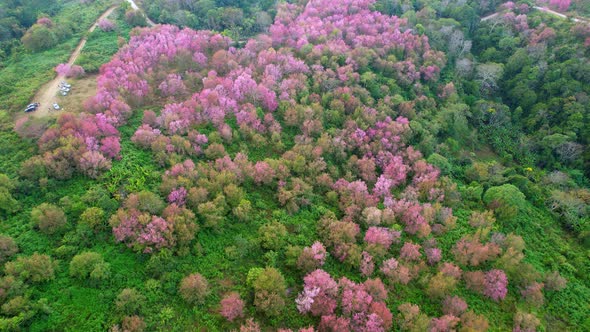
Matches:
[[220, 292, 244, 322], [55, 63, 85, 78], [364, 226, 399, 254], [297, 241, 327, 272], [549, 0, 571, 12], [78, 151, 111, 178], [484, 269, 508, 301], [97, 18, 116, 32], [110, 192, 197, 253], [158, 74, 187, 97], [400, 242, 422, 262], [296, 269, 338, 316]]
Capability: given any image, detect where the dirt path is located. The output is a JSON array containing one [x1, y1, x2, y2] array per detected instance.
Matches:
[[31, 6, 117, 118], [533, 6, 590, 24], [481, 12, 499, 22], [481, 3, 589, 24], [125, 0, 156, 26]]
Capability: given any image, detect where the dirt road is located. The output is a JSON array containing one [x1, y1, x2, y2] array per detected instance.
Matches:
[[533, 6, 590, 24], [125, 0, 156, 26], [31, 6, 117, 118], [481, 4, 589, 24], [481, 12, 499, 22]]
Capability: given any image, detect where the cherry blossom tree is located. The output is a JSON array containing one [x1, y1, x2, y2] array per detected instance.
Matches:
[[220, 292, 244, 322], [483, 269, 508, 301], [98, 18, 116, 32]]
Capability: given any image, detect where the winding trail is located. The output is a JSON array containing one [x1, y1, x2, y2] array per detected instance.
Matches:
[[481, 4, 589, 24], [125, 0, 156, 26], [533, 6, 589, 24], [30, 0, 154, 118], [481, 12, 499, 22]]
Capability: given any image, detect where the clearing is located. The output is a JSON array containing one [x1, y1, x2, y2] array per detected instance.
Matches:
[[29, 0, 155, 118], [30, 6, 117, 118]]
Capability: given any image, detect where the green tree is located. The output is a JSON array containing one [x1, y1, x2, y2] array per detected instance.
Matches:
[[251, 267, 286, 317], [31, 203, 67, 235], [21, 24, 57, 52], [69, 252, 110, 282], [5, 253, 57, 283], [257, 221, 287, 251], [0, 174, 18, 214], [483, 184, 526, 221], [115, 288, 146, 315]]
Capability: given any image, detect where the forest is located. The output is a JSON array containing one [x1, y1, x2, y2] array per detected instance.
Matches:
[[0, 0, 588, 331]]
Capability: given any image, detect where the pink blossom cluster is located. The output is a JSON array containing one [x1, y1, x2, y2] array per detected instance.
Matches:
[[55, 63, 85, 78], [97, 18, 116, 32], [296, 269, 392, 331], [111, 193, 197, 253]]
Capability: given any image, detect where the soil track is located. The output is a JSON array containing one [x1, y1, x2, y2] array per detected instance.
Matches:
[[481, 4, 589, 24]]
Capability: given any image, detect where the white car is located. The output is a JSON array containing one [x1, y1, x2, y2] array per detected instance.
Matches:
[[52, 103, 61, 110]]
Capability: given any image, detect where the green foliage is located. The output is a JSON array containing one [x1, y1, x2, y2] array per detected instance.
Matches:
[[78, 207, 106, 232], [257, 221, 288, 251], [427, 153, 452, 176], [178, 273, 210, 305], [69, 252, 110, 282], [5, 253, 57, 283], [144, 0, 275, 38], [251, 267, 286, 317], [115, 288, 146, 315], [0, 174, 19, 214], [21, 24, 61, 52], [30, 203, 67, 235], [124, 9, 148, 27], [483, 184, 526, 221]]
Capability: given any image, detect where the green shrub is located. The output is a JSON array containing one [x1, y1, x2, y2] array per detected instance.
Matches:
[[31, 203, 67, 235], [251, 267, 286, 317], [78, 207, 106, 232], [5, 253, 57, 283], [115, 288, 146, 315], [257, 221, 287, 251], [483, 184, 526, 220], [69, 252, 110, 282], [0, 174, 18, 214], [0, 235, 18, 263], [427, 153, 452, 176], [178, 273, 209, 305]]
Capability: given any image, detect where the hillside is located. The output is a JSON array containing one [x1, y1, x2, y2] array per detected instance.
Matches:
[[0, 0, 588, 331]]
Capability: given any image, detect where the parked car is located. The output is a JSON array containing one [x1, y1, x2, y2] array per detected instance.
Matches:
[[52, 103, 61, 110], [24, 102, 39, 112]]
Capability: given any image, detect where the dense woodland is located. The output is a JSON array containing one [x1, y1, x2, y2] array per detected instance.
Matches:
[[0, 0, 589, 331]]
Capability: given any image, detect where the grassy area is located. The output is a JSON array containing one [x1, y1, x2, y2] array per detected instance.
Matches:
[[75, 12, 133, 74]]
